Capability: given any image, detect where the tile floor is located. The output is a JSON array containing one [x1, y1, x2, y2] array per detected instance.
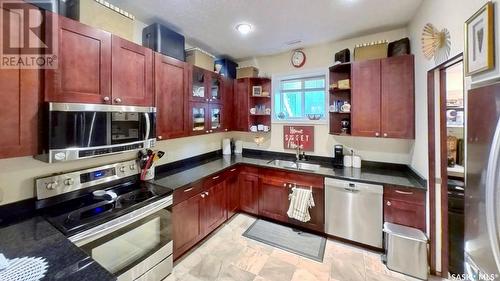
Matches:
[[165, 214, 445, 281]]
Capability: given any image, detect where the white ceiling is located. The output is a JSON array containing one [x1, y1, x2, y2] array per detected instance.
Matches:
[[107, 0, 423, 60]]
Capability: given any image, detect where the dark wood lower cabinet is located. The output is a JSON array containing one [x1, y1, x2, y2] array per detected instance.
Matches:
[[172, 193, 203, 260], [383, 185, 426, 231], [226, 167, 240, 218], [239, 172, 259, 215], [259, 177, 290, 222], [202, 181, 227, 236]]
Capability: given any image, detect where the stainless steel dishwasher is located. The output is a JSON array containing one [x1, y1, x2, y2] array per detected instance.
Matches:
[[325, 178, 383, 248]]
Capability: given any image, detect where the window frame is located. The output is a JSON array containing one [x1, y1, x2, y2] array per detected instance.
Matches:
[[272, 69, 329, 124]]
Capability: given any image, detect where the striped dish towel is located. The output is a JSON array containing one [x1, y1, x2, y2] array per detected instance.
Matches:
[[287, 187, 315, 222]]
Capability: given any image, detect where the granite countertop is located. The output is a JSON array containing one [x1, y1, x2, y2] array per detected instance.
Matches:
[[153, 154, 426, 191], [0, 217, 115, 281]]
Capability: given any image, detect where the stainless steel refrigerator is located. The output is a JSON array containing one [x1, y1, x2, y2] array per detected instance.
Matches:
[[465, 82, 500, 280]]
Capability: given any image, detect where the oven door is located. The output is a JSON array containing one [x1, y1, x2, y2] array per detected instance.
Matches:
[[70, 196, 172, 281]]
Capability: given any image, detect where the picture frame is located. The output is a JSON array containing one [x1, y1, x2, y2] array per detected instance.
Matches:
[[252, 86, 262, 96], [465, 2, 494, 76]]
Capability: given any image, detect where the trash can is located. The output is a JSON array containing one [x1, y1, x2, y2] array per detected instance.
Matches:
[[383, 222, 429, 280]]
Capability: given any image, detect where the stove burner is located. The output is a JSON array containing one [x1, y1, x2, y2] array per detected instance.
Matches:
[[42, 181, 173, 236]]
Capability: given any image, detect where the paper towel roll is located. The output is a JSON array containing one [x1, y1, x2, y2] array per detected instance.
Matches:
[[343, 155, 352, 167], [234, 140, 243, 154], [353, 155, 362, 168], [222, 139, 231, 155]]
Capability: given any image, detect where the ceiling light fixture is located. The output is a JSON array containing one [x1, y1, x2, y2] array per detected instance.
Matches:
[[235, 23, 253, 35]]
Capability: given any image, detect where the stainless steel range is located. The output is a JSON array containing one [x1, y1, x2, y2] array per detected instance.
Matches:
[[35, 160, 173, 281]]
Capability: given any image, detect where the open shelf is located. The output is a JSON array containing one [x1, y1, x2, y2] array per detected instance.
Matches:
[[247, 78, 272, 132], [329, 63, 352, 135]]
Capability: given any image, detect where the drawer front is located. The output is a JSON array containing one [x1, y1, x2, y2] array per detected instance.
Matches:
[[384, 198, 426, 231], [260, 168, 324, 188], [173, 182, 203, 205], [203, 171, 226, 189], [384, 185, 425, 204]]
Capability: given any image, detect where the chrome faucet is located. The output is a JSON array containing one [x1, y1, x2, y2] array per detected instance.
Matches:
[[293, 142, 305, 161]]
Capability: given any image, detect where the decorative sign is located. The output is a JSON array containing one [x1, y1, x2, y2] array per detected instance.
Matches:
[[283, 126, 314, 152]]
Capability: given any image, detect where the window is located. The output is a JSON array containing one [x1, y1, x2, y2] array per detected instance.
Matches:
[[274, 74, 326, 122]]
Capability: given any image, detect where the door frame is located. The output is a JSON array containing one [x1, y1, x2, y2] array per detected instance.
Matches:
[[427, 53, 463, 277]]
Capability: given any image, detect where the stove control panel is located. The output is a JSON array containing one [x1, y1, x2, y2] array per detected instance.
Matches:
[[36, 160, 140, 200]]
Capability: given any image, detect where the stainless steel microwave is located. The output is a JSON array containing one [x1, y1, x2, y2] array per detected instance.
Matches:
[[37, 103, 156, 163]]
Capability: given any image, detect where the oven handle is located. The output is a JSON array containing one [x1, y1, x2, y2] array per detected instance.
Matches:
[[144, 113, 151, 140], [70, 195, 172, 246]]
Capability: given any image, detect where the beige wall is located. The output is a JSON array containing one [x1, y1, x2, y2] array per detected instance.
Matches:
[[407, 0, 489, 272], [235, 28, 415, 165], [0, 133, 227, 206], [79, 0, 146, 45]]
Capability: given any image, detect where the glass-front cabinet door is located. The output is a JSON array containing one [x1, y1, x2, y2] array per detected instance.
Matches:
[[209, 73, 222, 103], [190, 66, 206, 102], [190, 102, 208, 135], [209, 104, 224, 132]]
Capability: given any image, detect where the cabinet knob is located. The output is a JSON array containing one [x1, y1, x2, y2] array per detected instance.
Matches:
[[206, 98, 210, 102], [225, 129, 228, 132], [386, 201, 391, 206], [114, 97, 122, 103], [205, 191, 209, 196], [209, 130, 213, 133], [201, 194, 206, 198], [158, 135, 163, 140], [375, 132, 380, 137], [206, 130, 209, 133], [383, 133, 388, 137], [103, 96, 110, 102]]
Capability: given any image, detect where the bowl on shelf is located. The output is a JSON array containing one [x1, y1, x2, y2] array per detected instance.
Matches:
[[307, 114, 323, 120]]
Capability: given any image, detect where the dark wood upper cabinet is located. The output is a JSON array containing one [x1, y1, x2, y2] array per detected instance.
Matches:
[[239, 170, 259, 215], [45, 15, 111, 104], [155, 54, 189, 140], [381, 55, 415, 139], [111, 36, 153, 106], [351, 59, 381, 137], [0, 6, 40, 159], [234, 79, 249, 131], [351, 55, 415, 139], [189, 102, 209, 135], [189, 66, 208, 102], [223, 78, 235, 131]]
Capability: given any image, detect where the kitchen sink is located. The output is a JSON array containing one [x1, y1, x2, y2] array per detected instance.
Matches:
[[266, 159, 320, 172]]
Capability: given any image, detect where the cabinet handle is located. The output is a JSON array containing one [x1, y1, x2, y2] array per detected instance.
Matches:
[[158, 135, 163, 140], [395, 190, 414, 195], [103, 96, 110, 102], [212, 175, 220, 180], [383, 133, 388, 137], [184, 187, 193, 193], [230, 169, 237, 172], [386, 201, 391, 206], [375, 132, 380, 137], [114, 97, 122, 103]]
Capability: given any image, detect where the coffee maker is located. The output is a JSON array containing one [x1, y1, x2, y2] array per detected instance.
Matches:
[[333, 145, 344, 168]]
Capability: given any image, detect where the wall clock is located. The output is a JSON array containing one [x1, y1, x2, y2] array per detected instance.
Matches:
[[291, 50, 306, 68]]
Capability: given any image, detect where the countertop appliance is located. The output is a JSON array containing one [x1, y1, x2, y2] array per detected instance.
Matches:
[[35, 160, 173, 281], [325, 178, 383, 248], [332, 145, 344, 168], [38, 103, 156, 163], [448, 179, 465, 275], [465, 82, 500, 279]]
